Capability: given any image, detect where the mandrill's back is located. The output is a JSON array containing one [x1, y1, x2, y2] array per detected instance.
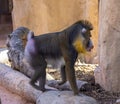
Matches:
[[34, 32, 63, 59]]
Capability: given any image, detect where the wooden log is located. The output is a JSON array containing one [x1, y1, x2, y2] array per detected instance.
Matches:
[[0, 63, 42, 103]]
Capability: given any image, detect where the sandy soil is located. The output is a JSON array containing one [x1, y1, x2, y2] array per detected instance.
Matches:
[[0, 85, 33, 104]]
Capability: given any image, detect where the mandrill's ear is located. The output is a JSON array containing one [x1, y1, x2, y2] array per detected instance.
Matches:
[[81, 28, 87, 34], [27, 31, 34, 40]]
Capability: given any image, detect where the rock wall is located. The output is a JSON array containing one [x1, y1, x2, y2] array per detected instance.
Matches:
[[12, 0, 98, 63], [95, 0, 120, 92]]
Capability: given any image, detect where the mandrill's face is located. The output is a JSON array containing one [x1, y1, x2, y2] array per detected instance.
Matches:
[[73, 28, 94, 54]]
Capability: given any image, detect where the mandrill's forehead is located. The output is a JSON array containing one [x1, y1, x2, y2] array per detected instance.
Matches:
[[79, 20, 93, 30]]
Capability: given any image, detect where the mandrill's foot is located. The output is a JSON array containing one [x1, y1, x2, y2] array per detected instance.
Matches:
[[29, 81, 46, 92], [74, 93, 82, 96], [73, 89, 79, 96], [58, 80, 66, 85]]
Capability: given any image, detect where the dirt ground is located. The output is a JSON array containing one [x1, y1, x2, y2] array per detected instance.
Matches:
[[48, 64, 120, 104]]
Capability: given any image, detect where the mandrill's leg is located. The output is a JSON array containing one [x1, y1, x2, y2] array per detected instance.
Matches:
[[61, 45, 79, 95], [30, 56, 47, 91], [58, 65, 67, 85], [38, 62, 47, 92]]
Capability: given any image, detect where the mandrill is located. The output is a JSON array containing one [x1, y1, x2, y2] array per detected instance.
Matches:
[[24, 20, 94, 95]]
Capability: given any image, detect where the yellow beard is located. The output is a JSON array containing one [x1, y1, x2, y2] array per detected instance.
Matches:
[[73, 38, 86, 54]]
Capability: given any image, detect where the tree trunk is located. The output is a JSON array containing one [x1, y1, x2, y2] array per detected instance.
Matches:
[[6, 27, 33, 78]]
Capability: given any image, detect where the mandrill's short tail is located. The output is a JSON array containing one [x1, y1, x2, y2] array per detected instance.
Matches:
[[25, 31, 37, 55], [27, 31, 34, 40]]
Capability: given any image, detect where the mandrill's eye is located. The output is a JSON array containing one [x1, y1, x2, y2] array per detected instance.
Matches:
[[87, 31, 92, 37], [83, 31, 92, 41]]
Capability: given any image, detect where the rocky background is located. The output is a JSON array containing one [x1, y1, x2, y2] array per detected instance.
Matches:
[[12, 0, 98, 63]]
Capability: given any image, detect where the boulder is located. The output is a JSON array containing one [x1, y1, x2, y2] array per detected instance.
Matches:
[[37, 91, 98, 104]]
